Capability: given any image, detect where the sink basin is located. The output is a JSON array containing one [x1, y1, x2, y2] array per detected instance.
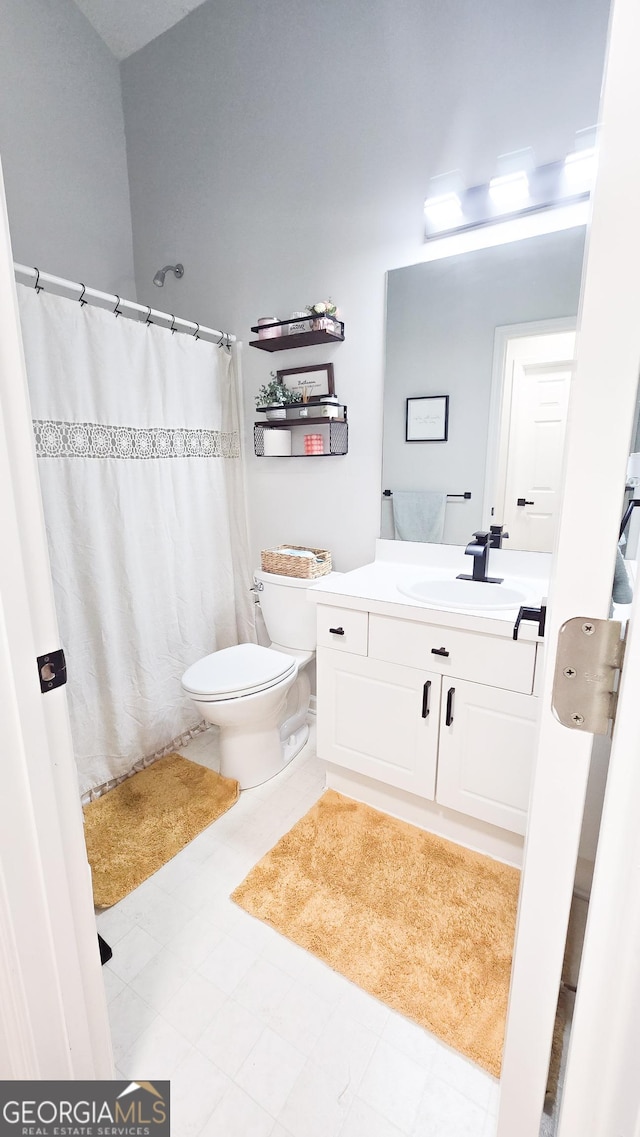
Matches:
[[397, 577, 527, 611]]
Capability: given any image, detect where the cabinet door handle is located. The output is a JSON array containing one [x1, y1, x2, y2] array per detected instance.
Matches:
[[445, 687, 455, 727], [421, 680, 431, 718], [328, 626, 345, 636], [431, 646, 450, 658]]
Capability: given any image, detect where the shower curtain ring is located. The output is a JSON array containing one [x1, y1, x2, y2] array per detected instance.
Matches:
[[194, 323, 200, 341], [113, 296, 122, 317], [145, 306, 152, 326], [34, 267, 43, 293], [78, 283, 87, 306], [170, 314, 177, 334], [217, 332, 224, 347]]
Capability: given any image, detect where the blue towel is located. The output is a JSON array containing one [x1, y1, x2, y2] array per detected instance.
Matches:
[[392, 490, 446, 543]]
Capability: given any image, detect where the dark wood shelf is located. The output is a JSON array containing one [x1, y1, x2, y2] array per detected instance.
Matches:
[[254, 415, 348, 457], [249, 316, 344, 352], [253, 416, 345, 428]]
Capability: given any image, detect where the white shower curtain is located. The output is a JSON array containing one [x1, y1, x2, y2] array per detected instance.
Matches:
[[18, 285, 254, 798]]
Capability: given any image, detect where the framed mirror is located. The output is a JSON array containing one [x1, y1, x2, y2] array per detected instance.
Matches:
[[382, 226, 587, 550]]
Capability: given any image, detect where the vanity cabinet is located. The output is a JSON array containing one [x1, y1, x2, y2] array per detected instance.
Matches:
[[316, 604, 539, 837]]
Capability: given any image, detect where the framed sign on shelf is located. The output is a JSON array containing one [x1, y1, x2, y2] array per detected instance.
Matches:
[[406, 395, 449, 442], [276, 363, 335, 403]]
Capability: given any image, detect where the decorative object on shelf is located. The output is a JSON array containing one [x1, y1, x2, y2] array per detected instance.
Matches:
[[406, 395, 450, 442], [287, 311, 311, 335], [263, 428, 292, 456], [305, 433, 324, 455], [306, 299, 339, 332], [255, 374, 302, 419], [257, 316, 281, 339], [276, 363, 335, 403], [260, 545, 332, 579], [249, 316, 345, 351]]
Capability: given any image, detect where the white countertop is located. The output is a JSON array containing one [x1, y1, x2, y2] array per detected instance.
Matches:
[[308, 540, 551, 641]]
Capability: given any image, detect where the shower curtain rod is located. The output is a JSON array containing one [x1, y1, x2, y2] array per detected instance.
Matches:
[[13, 263, 236, 345]]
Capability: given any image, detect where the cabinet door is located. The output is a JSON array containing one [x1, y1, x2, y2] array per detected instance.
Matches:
[[317, 647, 440, 799], [436, 678, 538, 835]]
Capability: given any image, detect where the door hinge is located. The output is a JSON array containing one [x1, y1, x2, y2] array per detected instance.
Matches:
[[552, 617, 626, 734], [36, 648, 67, 693]]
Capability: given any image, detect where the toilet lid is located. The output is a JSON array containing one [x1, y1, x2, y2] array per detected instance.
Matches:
[[182, 643, 297, 700]]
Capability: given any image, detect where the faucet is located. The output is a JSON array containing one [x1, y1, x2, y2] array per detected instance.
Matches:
[[457, 531, 504, 584]]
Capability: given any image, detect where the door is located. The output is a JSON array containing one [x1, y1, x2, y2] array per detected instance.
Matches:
[[316, 647, 440, 798], [497, 0, 640, 1130], [498, 331, 574, 551], [0, 158, 112, 1077], [436, 679, 538, 835]]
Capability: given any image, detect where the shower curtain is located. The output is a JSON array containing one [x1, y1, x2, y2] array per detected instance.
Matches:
[[18, 285, 254, 799]]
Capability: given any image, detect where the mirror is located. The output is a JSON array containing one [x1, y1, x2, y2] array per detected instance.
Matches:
[[382, 227, 586, 550]]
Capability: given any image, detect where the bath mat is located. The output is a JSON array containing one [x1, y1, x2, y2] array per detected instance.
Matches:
[[232, 789, 520, 1077], [84, 754, 239, 908]]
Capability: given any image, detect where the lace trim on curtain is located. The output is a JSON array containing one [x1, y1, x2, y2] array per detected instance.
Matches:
[[33, 419, 240, 459], [80, 721, 212, 805]]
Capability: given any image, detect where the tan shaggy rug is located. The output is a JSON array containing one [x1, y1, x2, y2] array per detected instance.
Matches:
[[84, 753, 239, 908], [232, 789, 520, 1077]]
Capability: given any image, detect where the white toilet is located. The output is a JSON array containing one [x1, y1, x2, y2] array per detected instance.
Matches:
[[181, 569, 318, 788]]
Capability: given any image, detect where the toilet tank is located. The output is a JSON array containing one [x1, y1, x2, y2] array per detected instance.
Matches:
[[254, 569, 319, 651]]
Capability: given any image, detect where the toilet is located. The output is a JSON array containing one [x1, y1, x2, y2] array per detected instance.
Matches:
[[181, 569, 319, 788]]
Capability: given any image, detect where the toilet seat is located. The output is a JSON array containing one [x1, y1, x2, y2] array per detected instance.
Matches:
[[182, 643, 297, 703]]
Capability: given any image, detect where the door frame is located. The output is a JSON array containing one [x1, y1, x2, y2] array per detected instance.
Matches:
[[482, 316, 577, 533], [0, 158, 112, 1078], [498, 0, 640, 1129]]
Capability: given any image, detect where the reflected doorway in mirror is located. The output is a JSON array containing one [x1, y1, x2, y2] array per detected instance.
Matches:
[[406, 395, 449, 442]]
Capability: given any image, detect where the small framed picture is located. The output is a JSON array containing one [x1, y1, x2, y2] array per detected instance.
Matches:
[[405, 395, 449, 442], [276, 363, 335, 403]]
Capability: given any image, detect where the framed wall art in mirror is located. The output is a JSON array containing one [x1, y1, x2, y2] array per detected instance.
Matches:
[[406, 395, 449, 442]]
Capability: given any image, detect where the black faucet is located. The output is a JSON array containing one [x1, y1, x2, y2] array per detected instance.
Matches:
[[489, 525, 509, 549], [457, 531, 504, 584]]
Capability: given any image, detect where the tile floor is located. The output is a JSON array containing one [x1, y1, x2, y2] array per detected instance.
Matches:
[[98, 723, 500, 1137]]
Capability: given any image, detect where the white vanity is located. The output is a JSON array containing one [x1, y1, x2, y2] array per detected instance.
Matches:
[[311, 541, 550, 866]]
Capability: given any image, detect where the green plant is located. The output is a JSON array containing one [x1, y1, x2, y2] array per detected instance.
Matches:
[[255, 374, 302, 409]]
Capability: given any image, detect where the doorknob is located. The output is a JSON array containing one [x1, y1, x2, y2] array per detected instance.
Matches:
[[517, 497, 535, 506]]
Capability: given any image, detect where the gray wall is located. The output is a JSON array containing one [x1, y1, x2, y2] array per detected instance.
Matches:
[[121, 0, 610, 570], [0, 0, 135, 296], [383, 228, 586, 544]]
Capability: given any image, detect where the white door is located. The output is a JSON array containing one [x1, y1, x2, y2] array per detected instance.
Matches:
[[499, 331, 574, 551], [0, 158, 112, 1077], [436, 679, 538, 835], [316, 647, 441, 798], [497, 0, 640, 1130]]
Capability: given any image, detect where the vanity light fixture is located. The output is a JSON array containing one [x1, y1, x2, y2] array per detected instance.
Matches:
[[423, 192, 464, 232], [488, 170, 530, 211], [563, 147, 597, 194]]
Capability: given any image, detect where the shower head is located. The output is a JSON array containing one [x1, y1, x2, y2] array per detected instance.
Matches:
[[153, 263, 184, 287]]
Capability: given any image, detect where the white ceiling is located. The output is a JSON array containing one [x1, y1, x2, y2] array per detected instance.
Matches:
[[72, 0, 210, 61]]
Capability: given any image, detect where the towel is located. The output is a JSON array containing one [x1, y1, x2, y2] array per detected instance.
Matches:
[[612, 546, 633, 605], [392, 490, 446, 543]]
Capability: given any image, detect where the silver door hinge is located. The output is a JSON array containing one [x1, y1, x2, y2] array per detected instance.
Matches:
[[552, 617, 626, 734]]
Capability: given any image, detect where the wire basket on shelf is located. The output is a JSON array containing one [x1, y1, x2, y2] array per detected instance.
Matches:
[[260, 545, 332, 579]]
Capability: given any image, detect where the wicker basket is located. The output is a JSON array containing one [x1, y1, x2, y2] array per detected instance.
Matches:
[[260, 545, 332, 579]]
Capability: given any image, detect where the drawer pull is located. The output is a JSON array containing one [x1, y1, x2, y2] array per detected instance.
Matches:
[[421, 680, 431, 719], [329, 626, 345, 636], [431, 646, 450, 658], [445, 687, 455, 727]]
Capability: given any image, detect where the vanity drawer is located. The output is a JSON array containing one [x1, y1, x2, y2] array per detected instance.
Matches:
[[368, 614, 536, 694], [317, 605, 368, 656]]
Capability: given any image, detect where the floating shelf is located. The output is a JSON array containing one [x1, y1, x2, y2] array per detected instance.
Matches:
[[249, 316, 345, 352], [254, 408, 348, 457]]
